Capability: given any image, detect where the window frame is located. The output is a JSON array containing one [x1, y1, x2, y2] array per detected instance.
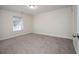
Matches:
[[12, 16, 23, 32]]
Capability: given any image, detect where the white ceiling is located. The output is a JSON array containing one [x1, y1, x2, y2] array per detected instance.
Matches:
[[0, 5, 72, 15]]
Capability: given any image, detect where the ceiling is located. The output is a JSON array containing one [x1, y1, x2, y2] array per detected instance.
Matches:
[[0, 5, 72, 16]]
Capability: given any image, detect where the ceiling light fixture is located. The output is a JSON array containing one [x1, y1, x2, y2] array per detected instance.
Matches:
[[27, 5, 37, 9]]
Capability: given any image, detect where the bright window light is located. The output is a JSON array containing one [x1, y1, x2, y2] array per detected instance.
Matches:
[[13, 16, 23, 32]]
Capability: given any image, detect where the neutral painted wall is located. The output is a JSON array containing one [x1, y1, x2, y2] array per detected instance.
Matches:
[[0, 10, 32, 40], [0, 7, 73, 40], [33, 7, 73, 39]]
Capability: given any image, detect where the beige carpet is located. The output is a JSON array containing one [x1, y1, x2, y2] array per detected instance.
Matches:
[[0, 33, 76, 54]]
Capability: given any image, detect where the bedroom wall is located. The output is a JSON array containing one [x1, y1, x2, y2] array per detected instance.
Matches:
[[0, 7, 73, 40], [0, 10, 32, 40], [33, 7, 73, 39]]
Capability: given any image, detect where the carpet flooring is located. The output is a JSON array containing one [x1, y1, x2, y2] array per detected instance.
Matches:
[[0, 33, 76, 54]]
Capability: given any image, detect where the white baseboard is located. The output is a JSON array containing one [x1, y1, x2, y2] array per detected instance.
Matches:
[[0, 32, 72, 40], [0, 32, 31, 40], [34, 32, 72, 39]]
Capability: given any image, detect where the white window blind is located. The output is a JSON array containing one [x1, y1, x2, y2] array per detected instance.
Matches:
[[13, 16, 23, 31]]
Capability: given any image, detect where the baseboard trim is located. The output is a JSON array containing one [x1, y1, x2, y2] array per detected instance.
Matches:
[[33, 33, 72, 40], [0, 33, 31, 40], [0, 32, 72, 40]]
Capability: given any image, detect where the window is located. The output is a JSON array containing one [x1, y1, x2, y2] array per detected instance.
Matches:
[[13, 16, 23, 31]]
